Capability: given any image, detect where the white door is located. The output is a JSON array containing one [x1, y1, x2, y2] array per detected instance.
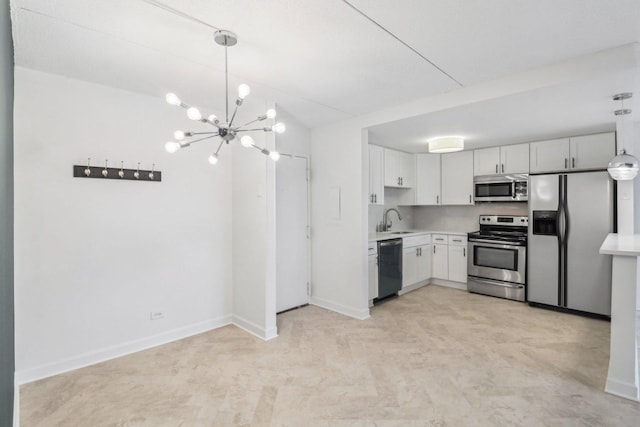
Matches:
[[529, 138, 570, 173], [276, 156, 310, 313], [416, 244, 431, 282], [473, 147, 500, 176], [448, 245, 467, 283], [501, 143, 530, 174], [569, 133, 615, 171], [441, 151, 474, 205], [402, 246, 418, 288], [432, 244, 449, 280]]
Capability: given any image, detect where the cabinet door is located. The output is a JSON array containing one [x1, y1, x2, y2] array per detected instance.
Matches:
[[501, 143, 530, 174], [448, 245, 467, 283], [384, 148, 400, 187], [570, 132, 615, 171], [415, 154, 441, 205], [368, 254, 378, 300], [402, 247, 418, 288], [473, 147, 500, 176], [398, 151, 415, 188], [368, 145, 384, 205], [432, 244, 448, 280], [530, 138, 570, 173], [441, 151, 474, 205], [416, 244, 432, 282]]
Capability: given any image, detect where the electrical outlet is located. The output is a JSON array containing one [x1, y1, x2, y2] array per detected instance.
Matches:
[[150, 311, 164, 320]]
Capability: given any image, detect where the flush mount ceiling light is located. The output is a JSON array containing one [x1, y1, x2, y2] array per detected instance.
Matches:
[[607, 92, 638, 181], [164, 30, 285, 164], [427, 136, 464, 153]]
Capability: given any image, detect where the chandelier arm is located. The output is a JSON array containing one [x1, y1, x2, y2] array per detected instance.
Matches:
[[187, 131, 219, 136], [185, 134, 220, 145], [228, 101, 242, 128], [214, 140, 224, 155], [238, 116, 267, 128], [235, 127, 272, 132]]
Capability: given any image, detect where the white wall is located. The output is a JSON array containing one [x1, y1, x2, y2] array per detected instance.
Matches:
[[231, 132, 277, 340], [368, 188, 415, 233], [310, 121, 369, 319], [14, 68, 233, 382]]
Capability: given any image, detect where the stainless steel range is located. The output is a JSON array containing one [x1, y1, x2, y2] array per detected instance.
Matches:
[[467, 215, 528, 302]]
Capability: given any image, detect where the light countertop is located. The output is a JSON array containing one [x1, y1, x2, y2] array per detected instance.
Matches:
[[599, 233, 640, 257], [369, 230, 469, 242]]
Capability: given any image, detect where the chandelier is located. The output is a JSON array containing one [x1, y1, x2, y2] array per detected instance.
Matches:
[[164, 30, 285, 164]]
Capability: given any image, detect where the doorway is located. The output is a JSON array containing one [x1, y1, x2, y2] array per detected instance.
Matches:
[[276, 155, 310, 313]]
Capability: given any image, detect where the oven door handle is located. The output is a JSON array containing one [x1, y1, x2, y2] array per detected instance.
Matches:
[[468, 239, 524, 248]]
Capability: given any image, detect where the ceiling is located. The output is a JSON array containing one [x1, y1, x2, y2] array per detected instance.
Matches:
[[10, 0, 640, 151]]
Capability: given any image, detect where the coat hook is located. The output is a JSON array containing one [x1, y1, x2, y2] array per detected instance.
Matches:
[[149, 163, 155, 180], [134, 162, 140, 179], [102, 160, 109, 177], [118, 161, 125, 178], [84, 158, 91, 176]]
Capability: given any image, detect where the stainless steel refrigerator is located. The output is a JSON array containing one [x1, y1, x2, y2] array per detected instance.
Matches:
[[528, 171, 614, 316]]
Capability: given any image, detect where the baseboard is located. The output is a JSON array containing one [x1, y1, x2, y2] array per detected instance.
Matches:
[[310, 296, 370, 320], [398, 280, 430, 295], [605, 377, 640, 402], [13, 382, 19, 427], [15, 315, 232, 385], [232, 315, 278, 341], [430, 279, 468, 291]]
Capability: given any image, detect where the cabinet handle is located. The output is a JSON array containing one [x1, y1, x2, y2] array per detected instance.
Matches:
[[370, 194, 373, 203], [463, 248, 466, 257], [501, 164, 504, 173], [564, 158, 568, 169], [453, 239, 461, 242], [436, 195, 439, 204], [400, 177, 403, 186], [572, 157, 575, 168], [374, 194, 377, 203], [469, 194, 472, 203], [433, 246, 436, 254], [495, 164, 498, 173]]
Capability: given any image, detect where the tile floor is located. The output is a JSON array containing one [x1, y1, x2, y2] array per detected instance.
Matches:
[[20, 285, 640, 426]]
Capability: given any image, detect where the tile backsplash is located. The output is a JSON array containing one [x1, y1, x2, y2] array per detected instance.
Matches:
[[369, 194, 528, 234]]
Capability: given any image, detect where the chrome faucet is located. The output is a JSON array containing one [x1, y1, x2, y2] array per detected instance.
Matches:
[[382, 208, 402, 231]]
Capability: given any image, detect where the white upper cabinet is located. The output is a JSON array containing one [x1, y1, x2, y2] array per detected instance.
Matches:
[[368, 145, 384, 205], [569, 132, 616, 171], [500, 143, 530, 174], [441, 151, 474, 205], [530, 132, 615, 174], [473, 147, 500, 176], [474, 144, 529, 176], [529, 138, 571, 173], [384, 148, 414, 188], [415, 154, 441, 205]]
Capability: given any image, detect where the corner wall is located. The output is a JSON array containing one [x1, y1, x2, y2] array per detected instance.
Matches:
[[0, 0, 14, 423], [13, 68, 233, 383], [310, 121, 369, 319]]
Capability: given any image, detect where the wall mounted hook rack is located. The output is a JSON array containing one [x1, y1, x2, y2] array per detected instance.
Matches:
[[73, 159, 161, 182]]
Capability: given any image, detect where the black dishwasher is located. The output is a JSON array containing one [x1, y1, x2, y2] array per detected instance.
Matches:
[[376, 239, 402, 302]]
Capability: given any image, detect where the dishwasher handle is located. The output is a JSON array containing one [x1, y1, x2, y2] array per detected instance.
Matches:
[[379, 240, 402, 247]]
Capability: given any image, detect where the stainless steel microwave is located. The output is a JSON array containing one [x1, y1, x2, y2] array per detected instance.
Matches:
[[474, 174, 528, 202]]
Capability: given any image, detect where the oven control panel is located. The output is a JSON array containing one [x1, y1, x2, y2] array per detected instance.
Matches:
[[479, 215, 528, 226]]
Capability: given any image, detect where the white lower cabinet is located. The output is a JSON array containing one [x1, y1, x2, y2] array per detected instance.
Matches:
[[448, 245, 467, 283], [432, 243, 449, 280], [402, 235, 431, 288]]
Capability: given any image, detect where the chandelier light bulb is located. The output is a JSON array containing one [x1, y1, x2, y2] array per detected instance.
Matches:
[[269, 151, 281, 161], [266, 109, 277, 119], [187, 107, 202, 121], [207, 114, 217, 122], [240, 135, 254, 148], [165, 93, 181, 106], [208, 154, 219, 165], [165, 141, 181, 153], [174, 130, 185, 141], [238, 84, 251, 100], [272, 122, 286, 134]]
